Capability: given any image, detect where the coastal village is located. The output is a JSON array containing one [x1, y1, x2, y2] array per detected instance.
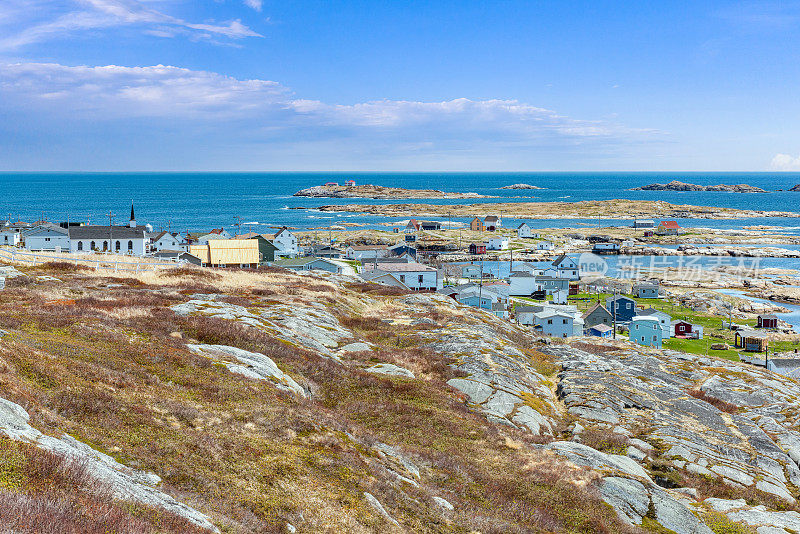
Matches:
[[3, 183, 800, 382]]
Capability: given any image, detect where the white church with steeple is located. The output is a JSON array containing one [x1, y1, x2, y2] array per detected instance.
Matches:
[[67, 203, 151, 256]]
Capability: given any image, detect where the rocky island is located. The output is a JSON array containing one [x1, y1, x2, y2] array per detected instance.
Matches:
[[630, 180, 768, 193], [315, 198, 799, 219], [294, 184, 495, 199], [500, 183, 544, 189]]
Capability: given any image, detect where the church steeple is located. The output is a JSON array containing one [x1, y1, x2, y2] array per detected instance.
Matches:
[[129, 202, 136, 228]]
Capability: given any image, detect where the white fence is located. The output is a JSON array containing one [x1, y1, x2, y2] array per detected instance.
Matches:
[[0, 248, 178, 273]]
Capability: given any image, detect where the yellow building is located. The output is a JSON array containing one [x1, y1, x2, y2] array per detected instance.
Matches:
[[189, 239, 260, 268]]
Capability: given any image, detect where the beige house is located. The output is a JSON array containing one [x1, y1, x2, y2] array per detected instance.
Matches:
[[189, 239, 260, 268]]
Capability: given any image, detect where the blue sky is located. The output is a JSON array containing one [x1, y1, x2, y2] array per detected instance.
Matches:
[[1, 0, 800, 171]]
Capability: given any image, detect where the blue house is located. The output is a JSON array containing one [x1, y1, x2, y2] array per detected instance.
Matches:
[[588, 324, 614, 338], [457, 294, 494, 310], [606, 295, 637, 323], [629, 316, 663, 348]]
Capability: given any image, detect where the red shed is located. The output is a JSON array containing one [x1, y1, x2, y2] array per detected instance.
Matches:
[[469, 243, 486, 255], [757, 314, 779, 329], [673, 320, 693, 337]]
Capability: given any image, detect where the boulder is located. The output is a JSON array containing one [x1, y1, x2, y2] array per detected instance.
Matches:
[[366, 363, 415, 379], [710, 343, 729, 350], [599, 477, 649, 525]]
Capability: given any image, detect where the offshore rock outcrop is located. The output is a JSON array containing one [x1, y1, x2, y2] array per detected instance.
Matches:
[[631, 180, 768, 193]]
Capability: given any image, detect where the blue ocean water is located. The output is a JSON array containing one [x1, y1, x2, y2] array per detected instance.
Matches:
[[2, 172, 800, 233]]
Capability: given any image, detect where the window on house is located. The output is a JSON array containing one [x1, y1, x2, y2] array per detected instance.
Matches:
[[547, 319, 552, 324], [128, 240, 133, 251], [653, 335, 657, 342], [90, 241, 96, 250], [418, 274, 424, 284], [562, 319, 567, 324], [115, 241, 121, 251], [626, 303, 631, 309], [77, 241, 83, 251], [399, 275, 405, 282]]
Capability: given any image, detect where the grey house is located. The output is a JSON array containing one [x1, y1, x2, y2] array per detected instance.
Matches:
[[633, 282, 660, 299], [582, 302, 613, 329]]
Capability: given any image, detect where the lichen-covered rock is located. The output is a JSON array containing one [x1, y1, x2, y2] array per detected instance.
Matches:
[[366, 363, 414, 378], [0, 396, 217, 531], [188, 344, 305, 396], [172, 299, 354, 359], [547, 343, 800, 504]]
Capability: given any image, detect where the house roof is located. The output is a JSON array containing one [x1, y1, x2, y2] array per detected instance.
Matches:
[[515, 305, 543, 313], [759, 314, 779, 320], [273, 227, 294, 238], [349, 244, 389, 250], [509, 271, 535, 278], [607, 294, 635, 302], [153, 251, 201, 261], [209, 228, 226, 234], [517, 222, 530, 229], [552, 254, 572, 266], [68, 225, 148, 240], [373, 262, 435, 272], [582, 302, 611, 319], [632, 315, 661, 324], [659, 221, 680, 229], [26, 223, 68, 236], [591, 324, 613, 332], [484, 215, 499, 222], [638, 307, 670, 318], [272, 257, 316, 267]]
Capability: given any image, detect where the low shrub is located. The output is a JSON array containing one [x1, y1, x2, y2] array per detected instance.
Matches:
[[687, 389, 738, 414]]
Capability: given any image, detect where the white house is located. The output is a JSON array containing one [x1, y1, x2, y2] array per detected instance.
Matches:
[[535, 240, 554, 251], [272, 257, 343, 274], [196, 228, 232, 243], [0, 228, 21, 247], [509, 271, 539, 296], [345, 245, 389, 261], [149, 231, 183, 252], [532, 309, 582, 338], [272, 227, 300, 258], [516, 223, 538, 239], [552, 254, 580, 280], [363, 262, 439, 291], [629, 316, 663, 348], [487, 236, 509, 251], [24, 223, 70, 251]]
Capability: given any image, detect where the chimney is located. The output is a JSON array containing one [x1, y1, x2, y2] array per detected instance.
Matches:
[[129, 202, 136, 228]]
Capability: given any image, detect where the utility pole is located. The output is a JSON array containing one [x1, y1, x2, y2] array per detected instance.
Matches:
[[107, 211, 115, 253], [233, 216, 243, 237], [612, 288, 617, 339]]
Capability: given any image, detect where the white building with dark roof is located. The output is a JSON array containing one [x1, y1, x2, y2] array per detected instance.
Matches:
[[68, 205, 149, 255], [24, 223, 70, 251]]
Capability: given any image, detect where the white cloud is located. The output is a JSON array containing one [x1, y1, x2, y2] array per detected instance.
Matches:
[[0, 62, 642, 141], [770, 153, 800, 171], [0, 0, 261, 50], [243, 0, 262, 12], [0, 61, 657, 170]]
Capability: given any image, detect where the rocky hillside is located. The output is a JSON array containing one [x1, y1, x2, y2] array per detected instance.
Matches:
[[1, 263, 800, 532]]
